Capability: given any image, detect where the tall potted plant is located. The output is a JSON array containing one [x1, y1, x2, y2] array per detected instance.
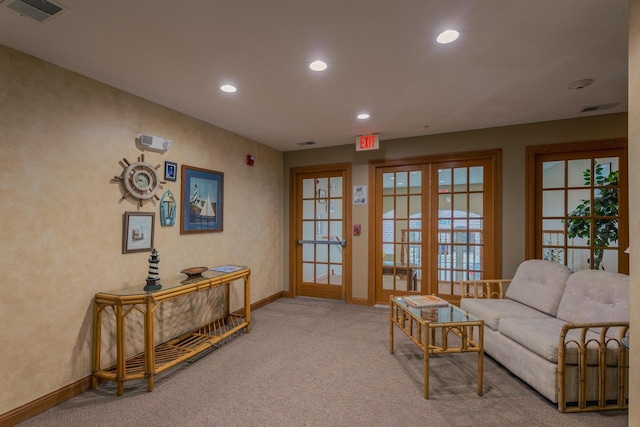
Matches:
[[565, 162, 619, 270]]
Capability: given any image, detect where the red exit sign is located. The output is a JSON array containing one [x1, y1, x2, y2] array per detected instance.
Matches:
[[356, 134, 379, 151]]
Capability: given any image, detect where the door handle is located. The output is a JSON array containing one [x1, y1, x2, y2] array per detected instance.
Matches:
[[296, 239, 346, 247]]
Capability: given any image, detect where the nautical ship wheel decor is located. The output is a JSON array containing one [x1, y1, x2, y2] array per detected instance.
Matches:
[[114, 154, 166, 206]]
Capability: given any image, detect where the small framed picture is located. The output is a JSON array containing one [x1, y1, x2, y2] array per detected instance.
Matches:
[[123, 212, 155, 253], [164, 161, 178, 181]]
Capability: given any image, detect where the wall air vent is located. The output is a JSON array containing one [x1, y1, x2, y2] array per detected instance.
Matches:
[[580, 103, 619, 113], [4, 0, 68, 23], [296, 141, 317, 146]]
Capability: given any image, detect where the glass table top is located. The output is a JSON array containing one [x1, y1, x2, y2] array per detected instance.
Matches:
[[98, 266, 248, 297], [392, 296, 479, 324]]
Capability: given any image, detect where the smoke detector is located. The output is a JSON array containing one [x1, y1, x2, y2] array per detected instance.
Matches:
[[3, 0, 69, 23]]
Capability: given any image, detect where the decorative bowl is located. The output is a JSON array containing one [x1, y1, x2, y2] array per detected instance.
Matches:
[[180, 266, 208, 277]]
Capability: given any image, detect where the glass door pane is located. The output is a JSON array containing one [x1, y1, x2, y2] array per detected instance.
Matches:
[[436, 164, 484, 295], [380, 168, 422, 295]]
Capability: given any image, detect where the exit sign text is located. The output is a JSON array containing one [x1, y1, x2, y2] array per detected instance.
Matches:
[[356, 134, 379, 151]]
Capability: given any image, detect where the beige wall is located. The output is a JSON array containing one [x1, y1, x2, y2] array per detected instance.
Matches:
[[284, 114, 627, 301], [0, 44, 284, 414]]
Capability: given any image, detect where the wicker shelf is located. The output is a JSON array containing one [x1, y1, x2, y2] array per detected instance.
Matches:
[[92, 267, 250, 395]]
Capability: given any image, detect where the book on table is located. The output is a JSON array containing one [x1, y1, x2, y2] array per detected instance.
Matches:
[[403, 294, 448, 308], [211, 265, 243, 273]]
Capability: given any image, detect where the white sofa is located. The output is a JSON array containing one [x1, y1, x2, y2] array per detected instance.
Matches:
[[460, 259, 629, 412]]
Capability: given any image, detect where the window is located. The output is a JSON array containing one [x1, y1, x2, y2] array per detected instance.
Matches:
[[526, 140, 628, 273]]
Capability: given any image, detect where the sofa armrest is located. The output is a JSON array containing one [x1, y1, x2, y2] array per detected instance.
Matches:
[[457, 279, 510, 299], [557, 321, 629, 413]]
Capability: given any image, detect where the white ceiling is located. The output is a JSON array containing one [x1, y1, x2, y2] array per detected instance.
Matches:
[[0, 0, 629, 152]]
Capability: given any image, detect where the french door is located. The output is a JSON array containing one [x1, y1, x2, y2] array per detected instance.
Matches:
[[291, 164, 351, 300], [433, 158, 497, 299], [375, 165, 425, 303], [373, 151, 500, 305]]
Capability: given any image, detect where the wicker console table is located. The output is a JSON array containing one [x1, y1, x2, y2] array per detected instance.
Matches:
[[92, 266, 250, 395]]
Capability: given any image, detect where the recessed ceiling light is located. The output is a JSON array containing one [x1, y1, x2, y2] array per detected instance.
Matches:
[[436, 29, 460, 44], [357, 113, 370, 120], [309, 60, 328, 72], [220, 84, 237, 93]]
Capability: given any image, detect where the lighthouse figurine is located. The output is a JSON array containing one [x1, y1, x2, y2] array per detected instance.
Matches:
[[144, 248, 162, 292]]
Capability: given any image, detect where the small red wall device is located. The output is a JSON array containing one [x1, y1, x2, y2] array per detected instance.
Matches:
[[246, 155, 255, 166]]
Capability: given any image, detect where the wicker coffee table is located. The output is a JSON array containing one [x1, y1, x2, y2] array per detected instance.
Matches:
[[389, 295, 484, 398]]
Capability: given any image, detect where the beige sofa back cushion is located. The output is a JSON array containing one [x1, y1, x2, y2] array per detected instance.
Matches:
[[556, 269, 629, 325], [504, 259, 573, 316]]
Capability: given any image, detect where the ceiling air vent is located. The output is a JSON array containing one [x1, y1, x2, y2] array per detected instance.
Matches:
[[296, 141, 317, 146], [580, 103, 619, 113], [4, 0, 68, 23]]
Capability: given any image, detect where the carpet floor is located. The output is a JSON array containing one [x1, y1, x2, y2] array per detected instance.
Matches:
[[20, 297, 628, 426]]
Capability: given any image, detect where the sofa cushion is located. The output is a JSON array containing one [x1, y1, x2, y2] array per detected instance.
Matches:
[[504, 259, 572, 316], [460, 298, 549, 330], [556, 269, 629, 323], [556, 269, 629, 339], [499, 316, 566, 362], [498, 316, 623, 365]]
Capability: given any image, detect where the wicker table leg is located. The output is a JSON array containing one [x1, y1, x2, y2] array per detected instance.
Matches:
[[389, 297, 395, 355], [424, 325, 430, 399], [116, 303, 125, 396], [477, 321, 484, 396]]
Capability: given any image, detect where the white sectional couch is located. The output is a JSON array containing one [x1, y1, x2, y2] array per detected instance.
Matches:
[[460, 259, 629, 412]]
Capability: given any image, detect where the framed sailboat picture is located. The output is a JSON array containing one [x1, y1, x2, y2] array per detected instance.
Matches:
[[180, 165, 224, 234]]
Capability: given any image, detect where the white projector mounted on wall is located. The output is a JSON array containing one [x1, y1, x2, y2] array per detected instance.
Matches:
[[137, 134, 172, 153]]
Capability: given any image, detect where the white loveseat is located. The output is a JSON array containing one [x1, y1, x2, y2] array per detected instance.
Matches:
[[460, 259, 629, 412]]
